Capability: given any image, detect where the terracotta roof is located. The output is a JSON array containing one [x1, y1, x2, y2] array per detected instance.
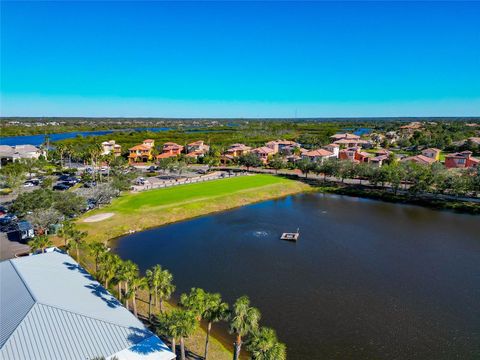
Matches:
[[401, 154, 436, 165], [445, 151, 473, 159], [304, 149, 333, 157], [324, 143, 340, 148], [129, 144, 151, 151], [156, 153, 177, 159], [422, 148, 441, 153], [334, 139, 359, 145], [188, 140, 204, 146], [252, 146, 275, 154], [330, 133, 360, 140], [143, 139, 154, 143]]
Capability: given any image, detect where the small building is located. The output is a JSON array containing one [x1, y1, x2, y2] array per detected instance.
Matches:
[[445, 151, 480, 169], [0, 250, 175, 360], [157, 142, 184, 160], [0, 145, 43, 166], [101, 140, 122, 157], [301, 149, 335, 163], [330, 133, 360, 141], [128, 139, 155, 163], [421, 148, 441, 161], [251, 146, 275, 164], [265, 140, 300, 154], [186, 140, 210, 159], [339, 147, 371, 163], [323, 143, 340, 158], [225, 144, 252, 157], [401, 154, 437, 166]]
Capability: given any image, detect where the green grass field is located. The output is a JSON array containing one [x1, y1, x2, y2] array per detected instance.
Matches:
[[78, 174, 310, 243]]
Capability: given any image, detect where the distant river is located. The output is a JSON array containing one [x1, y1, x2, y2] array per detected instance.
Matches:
[[113, 193, 480, 360], [0, 127, 172, 146]]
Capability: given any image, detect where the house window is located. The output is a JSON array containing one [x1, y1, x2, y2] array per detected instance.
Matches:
[[457, 159, 465, 164]]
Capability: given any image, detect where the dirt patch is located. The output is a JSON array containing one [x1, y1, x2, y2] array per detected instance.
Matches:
[[83, 212, 115, 223]]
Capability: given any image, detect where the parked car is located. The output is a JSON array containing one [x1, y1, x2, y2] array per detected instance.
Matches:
[[0, 206, 8, 216], [136, 177, 146, 185], [23, 181, 35, 187], [0, 214, 17, 225], [83, 181, 97, 188], [53, 183, 70, 191]]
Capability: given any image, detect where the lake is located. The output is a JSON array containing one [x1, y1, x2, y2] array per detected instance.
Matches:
[[0, 127, 172, 146], [113, 193, 480, 359]]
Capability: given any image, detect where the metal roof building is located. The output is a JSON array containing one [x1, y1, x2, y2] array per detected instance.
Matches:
[[0, 250, 176, 360]]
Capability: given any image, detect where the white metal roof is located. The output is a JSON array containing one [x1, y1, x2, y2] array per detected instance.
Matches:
[[0, 250, 175, 360]]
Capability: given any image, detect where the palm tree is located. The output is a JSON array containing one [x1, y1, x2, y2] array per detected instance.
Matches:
[[89, 241, 109, 274], [202, 293, 229, 360], [116, 260, 137, 307], [57, 220, 74, 248], [145, 265, 162, 320], [156, 311, 180, 354], [126, 275, 147, 317], [28, 235, 53, 253], [247, 327, 286, 360], [56, 143, 66, 167], [70, 229, 87, 263], [175, 309, 198, 360], [179, 288, 208, 320], [97, 253, 121, 289], [157, 268, 175, 313], [229, 295, 261, 360]]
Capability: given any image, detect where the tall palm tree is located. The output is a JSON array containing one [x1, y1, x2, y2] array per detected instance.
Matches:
[[157, 268, 175, 313], [70, 229, 87, 263], [56, 143, 66, 168], [179, 288, 208, 321], [156, 311, 180, 354], [116, 260, 137, 307], [229, 296, 261, 360], [97, 253, 121, 289], [126, 275, 147, 317], [57, 220, 74, 248], [202, 293, 229, 360], [89, 241, 109, 274], [175, 309, 198, 360], [246, 327, 286, 360], [28, 235, 52, 253], [145, 265, 162, 320]]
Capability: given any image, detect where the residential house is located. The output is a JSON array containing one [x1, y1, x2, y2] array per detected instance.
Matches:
[[339, 147, 371, 163], [301, 149, 335, 163], [265, 140, 300, 155], [421, 148, 441, 161], [128, 139, 155, 163], [0, 145, 43, 166], [0, 249, 175, 360], [401, 154, 437, 166], [250, 146, 275, 164], [323, 143, 340, 158], [445, 151, 480, 169], [186, 140, 210, 158], [330, 133, 360, 141], [369, 149, 391, 167], [225, 144, 252, 157], [101, 140, 122, 157], [399, 122, 422, 134], [157, 142, 184, 160]]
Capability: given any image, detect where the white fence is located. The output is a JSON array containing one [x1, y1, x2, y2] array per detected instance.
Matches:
[[131, 171, 248, 192]]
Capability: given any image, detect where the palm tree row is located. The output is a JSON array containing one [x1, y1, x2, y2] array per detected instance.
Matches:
[[86, 241, 286, 360]]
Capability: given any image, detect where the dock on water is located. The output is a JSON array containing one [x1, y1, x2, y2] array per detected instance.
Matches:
[[280, 228, 300, 241]]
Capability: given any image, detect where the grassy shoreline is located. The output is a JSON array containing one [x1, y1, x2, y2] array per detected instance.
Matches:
[[77, 174, 311, 243]]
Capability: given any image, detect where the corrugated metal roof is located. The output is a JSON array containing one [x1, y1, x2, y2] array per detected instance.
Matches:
[[0, 251, 175, 360], [0, 261, 35, 348], [1, 303, 151, 360]]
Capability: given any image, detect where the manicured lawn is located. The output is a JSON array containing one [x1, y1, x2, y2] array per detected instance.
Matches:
[[78, 174, 310, 243]]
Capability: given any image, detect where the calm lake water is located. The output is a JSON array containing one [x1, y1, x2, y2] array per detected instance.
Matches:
[[113, 193, 480, 360], [0, 127, 172, 146]]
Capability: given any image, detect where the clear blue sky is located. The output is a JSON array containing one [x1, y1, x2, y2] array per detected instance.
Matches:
[[1, 1, 479, 117]]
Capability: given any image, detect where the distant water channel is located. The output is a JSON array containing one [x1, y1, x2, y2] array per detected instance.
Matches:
[[113, 193, 480, 360], [0, 127, 172, 146]]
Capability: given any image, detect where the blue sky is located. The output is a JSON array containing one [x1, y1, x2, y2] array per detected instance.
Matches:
[[1, 1, 479, 117]]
